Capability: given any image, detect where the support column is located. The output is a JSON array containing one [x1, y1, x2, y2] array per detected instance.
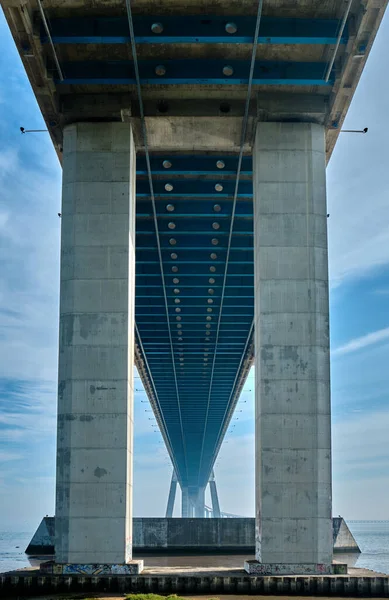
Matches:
[[189, 487, 205, 518], [181, 486, 204, 517], [209, 470, 221, 518], [165, 470, 178, 518], [195, 488, 205, 518], [181, 486, 190, 518], [55, 123, 142, 574], [245, 122, 332, 576]]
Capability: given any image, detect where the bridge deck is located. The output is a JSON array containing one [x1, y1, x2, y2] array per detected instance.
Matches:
[[1, 0, 386, 490]]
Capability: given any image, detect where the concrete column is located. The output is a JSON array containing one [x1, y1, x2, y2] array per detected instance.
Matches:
[[55, 123, 142, 573], [209, 471, 221, 518], [181, 486, 190, 518], [246, 122, 332, 575], [166, 470, 178, 518], [195, 490, 205, 518], [189, 487, 205, 518]]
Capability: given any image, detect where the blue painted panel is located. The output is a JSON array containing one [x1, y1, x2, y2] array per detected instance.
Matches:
[[44, 15, 348, 45], [55, 60, 334, 86]]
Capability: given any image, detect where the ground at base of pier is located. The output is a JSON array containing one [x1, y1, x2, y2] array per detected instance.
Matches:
[[2, 565, 386, 578], [2, 592, 389, 600]]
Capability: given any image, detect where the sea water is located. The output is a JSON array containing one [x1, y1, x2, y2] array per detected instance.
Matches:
[[1, 521, 389, 575], [347, 521, 389, 574]]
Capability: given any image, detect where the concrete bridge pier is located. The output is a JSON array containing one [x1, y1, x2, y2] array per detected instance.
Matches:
[[165, 471, 178, 518], [245, 122, 332, 576], [181, 485, 205, 518], [209, 470, 221, 518], [190, 487, 206, 518], [55, 122, 143, 575], [181, 486, 191, 518], [2, 0, 385, 579]]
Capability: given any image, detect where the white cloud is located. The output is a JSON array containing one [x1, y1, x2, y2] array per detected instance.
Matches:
[[0, 143, 61, 385], [327, 147, 389, 287], [332, 408, 389, 519], [214, 432, 255, 516], [0, 210, 9, 229], [333, 326, 389, 356], [0, 149, 18, 177], [0, 112, 61, 532], [327, 16, 389, 286], [0, 474, 56, 531], [0, 451, 22, 462], [333, 409, 389, 464]]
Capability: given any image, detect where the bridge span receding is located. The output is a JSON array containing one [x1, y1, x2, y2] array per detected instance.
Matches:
[[1, 0, 386, 577]]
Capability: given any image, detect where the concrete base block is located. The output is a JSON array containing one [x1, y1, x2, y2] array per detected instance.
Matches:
[[244, 560, 346, 575], [41, 560, 144, 575]]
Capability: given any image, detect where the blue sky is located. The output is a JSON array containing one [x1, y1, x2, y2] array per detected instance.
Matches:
[[1, 9, 389, 533]]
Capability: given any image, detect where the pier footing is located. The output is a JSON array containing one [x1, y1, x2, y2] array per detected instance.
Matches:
[[244, 559, 346, 575], [40, 559, 144, 575]]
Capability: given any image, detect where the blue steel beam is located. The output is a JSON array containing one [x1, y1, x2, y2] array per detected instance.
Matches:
[[136, 155, 252, 176], [136, 200, 254, 217], [55, 60, 334, 86], [136, 262, 253, 272], [43, 16, 348, 45], [137, 179, 253, 197], [136, 273, 254, 277], [137, 214, 253, 220]]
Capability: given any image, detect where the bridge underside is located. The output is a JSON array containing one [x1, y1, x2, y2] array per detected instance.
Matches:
[[135, 150, 254, 490], [2, 0, 386, 574]]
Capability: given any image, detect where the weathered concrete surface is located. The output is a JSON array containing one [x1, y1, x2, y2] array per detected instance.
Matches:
[[2, 565, 389, 598], [2, 0, 387, 161], [181, 487, 190, 518], [190, 487, 206, 519], [56, 122, 136, 565], [41, 560, 144, 575], [253, 122, 332, 569], [166, 471, 178, 518], [210, 471, 221, 519], [333, 517, 361, 553], [244, 559, 337, 576], [25, 518, 55, 555], [27, 517, 359, 555], [131, 116, 254, 152]]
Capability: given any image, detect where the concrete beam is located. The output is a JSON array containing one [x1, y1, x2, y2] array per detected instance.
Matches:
[[257, 92, 329, 125], [130, 116, 254, 152]]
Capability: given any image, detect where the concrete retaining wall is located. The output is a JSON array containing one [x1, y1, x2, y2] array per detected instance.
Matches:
[[2, 572, 389, 598], [133, 517, 254, 552], [26, 516, 360, 555]]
